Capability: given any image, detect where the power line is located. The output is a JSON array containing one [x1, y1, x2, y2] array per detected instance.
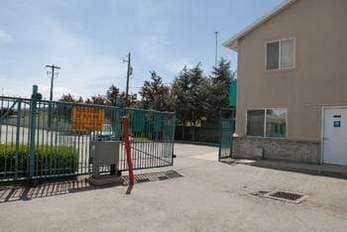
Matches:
[[45, 64, 60, 129]]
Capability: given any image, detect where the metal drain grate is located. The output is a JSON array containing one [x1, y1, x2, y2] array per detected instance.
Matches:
[[158, 176, 169, 180], [269, 191, 303, 201], [264, 191, 307, 203]]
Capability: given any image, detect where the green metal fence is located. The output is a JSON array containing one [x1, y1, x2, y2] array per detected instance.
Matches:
[[121, 108, 175, 171], [0, 86, 175, 182], [218, 108, 235, 161]]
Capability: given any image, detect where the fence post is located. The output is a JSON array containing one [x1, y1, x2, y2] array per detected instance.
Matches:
[[28, 85, 38, 178]]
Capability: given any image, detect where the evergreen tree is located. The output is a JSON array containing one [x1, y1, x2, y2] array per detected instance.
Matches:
[[59, 94, 76, 103], [139, 71, 172, 111], [172, 66, 192, 139], [211, 57, 233, 85], [172, 64, 208, 139], [207, 58, 235, 120]]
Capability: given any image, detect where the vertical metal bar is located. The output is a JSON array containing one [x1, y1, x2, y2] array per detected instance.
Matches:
[[20, 101, 27, 178], [15, 100, 21, 180], [10, 101, 14, 177], [0, 97, 3, 141], [54, 104, 58, 175], [35, 101, 40, 177], [218, 110, 222, 161], [29, 85, 38, 178], [4, 100, 9, 178], [171, 113, 176, 165]]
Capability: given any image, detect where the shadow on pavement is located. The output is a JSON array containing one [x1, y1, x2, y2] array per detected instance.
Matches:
[[0, 170, 183, 203]]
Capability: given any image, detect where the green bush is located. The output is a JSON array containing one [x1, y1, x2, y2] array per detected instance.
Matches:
[[0, 144, 79, 177]]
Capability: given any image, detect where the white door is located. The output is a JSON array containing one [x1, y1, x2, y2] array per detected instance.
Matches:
[[323, 108, 347, 165]]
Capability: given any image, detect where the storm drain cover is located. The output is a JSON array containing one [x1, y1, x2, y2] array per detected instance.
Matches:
[[270, 191, 302, 201], [158, 176, 169, 180], [259, 191, 307, 204]]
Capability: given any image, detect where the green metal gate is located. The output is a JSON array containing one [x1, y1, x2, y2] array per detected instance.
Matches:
[[0, 85, 175, 182], [218, 108, 235, 161]]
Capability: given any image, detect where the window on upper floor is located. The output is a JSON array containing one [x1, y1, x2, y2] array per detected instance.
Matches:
[[266, 38, 295, 71]]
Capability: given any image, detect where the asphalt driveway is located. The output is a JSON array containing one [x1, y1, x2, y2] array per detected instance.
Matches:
[[1, 143, 347, 232]]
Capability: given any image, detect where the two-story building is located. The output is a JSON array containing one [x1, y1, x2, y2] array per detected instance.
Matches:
[[224, 0, 347, 165]]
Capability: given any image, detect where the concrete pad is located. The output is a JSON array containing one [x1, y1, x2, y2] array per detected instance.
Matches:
[[190, 152, 218, 161]]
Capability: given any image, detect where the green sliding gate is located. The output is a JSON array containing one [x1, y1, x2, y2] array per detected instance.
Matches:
[[0, 85, 175, 182], [218, 108, 235, 161]]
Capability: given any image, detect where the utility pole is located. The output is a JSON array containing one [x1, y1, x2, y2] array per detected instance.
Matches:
[[45, 64, 60, 129], [123, 53, 132, 106], [45, 64, 61, 101], [215, 31, 219, 66]]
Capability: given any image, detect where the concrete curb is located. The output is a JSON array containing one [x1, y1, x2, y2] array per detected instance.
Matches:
[[223, 159, 347, 179]]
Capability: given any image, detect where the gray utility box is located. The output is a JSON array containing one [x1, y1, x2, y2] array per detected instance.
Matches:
[[89, 141, 120, 185]]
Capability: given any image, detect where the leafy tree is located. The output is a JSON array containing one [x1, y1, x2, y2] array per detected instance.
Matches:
[[57, 94, 77, 122], [106, 85, 120, 106], [77, 96, 84, 103], [139, 71, 172, 111], [85, 98, 92, 104], [59, 94, 76, 103], [118, 91, 137, 107], [91, 95, 107, 105]]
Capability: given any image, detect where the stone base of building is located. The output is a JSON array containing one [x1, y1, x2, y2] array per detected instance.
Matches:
[[232, 136, 321, 164]]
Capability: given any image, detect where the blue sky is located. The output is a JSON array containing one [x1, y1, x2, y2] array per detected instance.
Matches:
[[0, 0, 283, 99]]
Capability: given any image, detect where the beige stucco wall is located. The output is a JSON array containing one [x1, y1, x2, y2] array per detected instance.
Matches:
[[236, 0, 347, 141]]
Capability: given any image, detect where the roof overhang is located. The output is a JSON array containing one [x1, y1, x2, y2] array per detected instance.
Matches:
[[223, 0, 299, 52]]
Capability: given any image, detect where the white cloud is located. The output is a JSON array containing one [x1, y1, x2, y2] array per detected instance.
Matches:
[[165, 59, 195, 75], [1, 12, 126, 99], [0, 1, 196, 99], [0, 30, 12, 43]]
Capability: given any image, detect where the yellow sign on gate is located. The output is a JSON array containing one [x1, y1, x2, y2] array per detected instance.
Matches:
[[71, 107, 105, 131]]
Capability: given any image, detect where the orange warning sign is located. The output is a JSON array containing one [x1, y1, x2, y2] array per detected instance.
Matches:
[[71, 107, 105, 131]]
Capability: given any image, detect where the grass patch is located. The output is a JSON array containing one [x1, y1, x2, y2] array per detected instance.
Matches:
[[131, 137, 152, 143], [0, 144, 79, 177]]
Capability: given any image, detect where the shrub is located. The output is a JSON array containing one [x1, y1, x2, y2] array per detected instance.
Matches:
[[0, 144, 79, 177]]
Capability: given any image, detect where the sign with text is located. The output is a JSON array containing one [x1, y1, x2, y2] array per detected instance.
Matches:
[[71, 107, 105, 131], [334, 121, 341, 128]]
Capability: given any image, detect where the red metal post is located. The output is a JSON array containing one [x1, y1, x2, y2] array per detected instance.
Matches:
[[122, 116, 135, 185]]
